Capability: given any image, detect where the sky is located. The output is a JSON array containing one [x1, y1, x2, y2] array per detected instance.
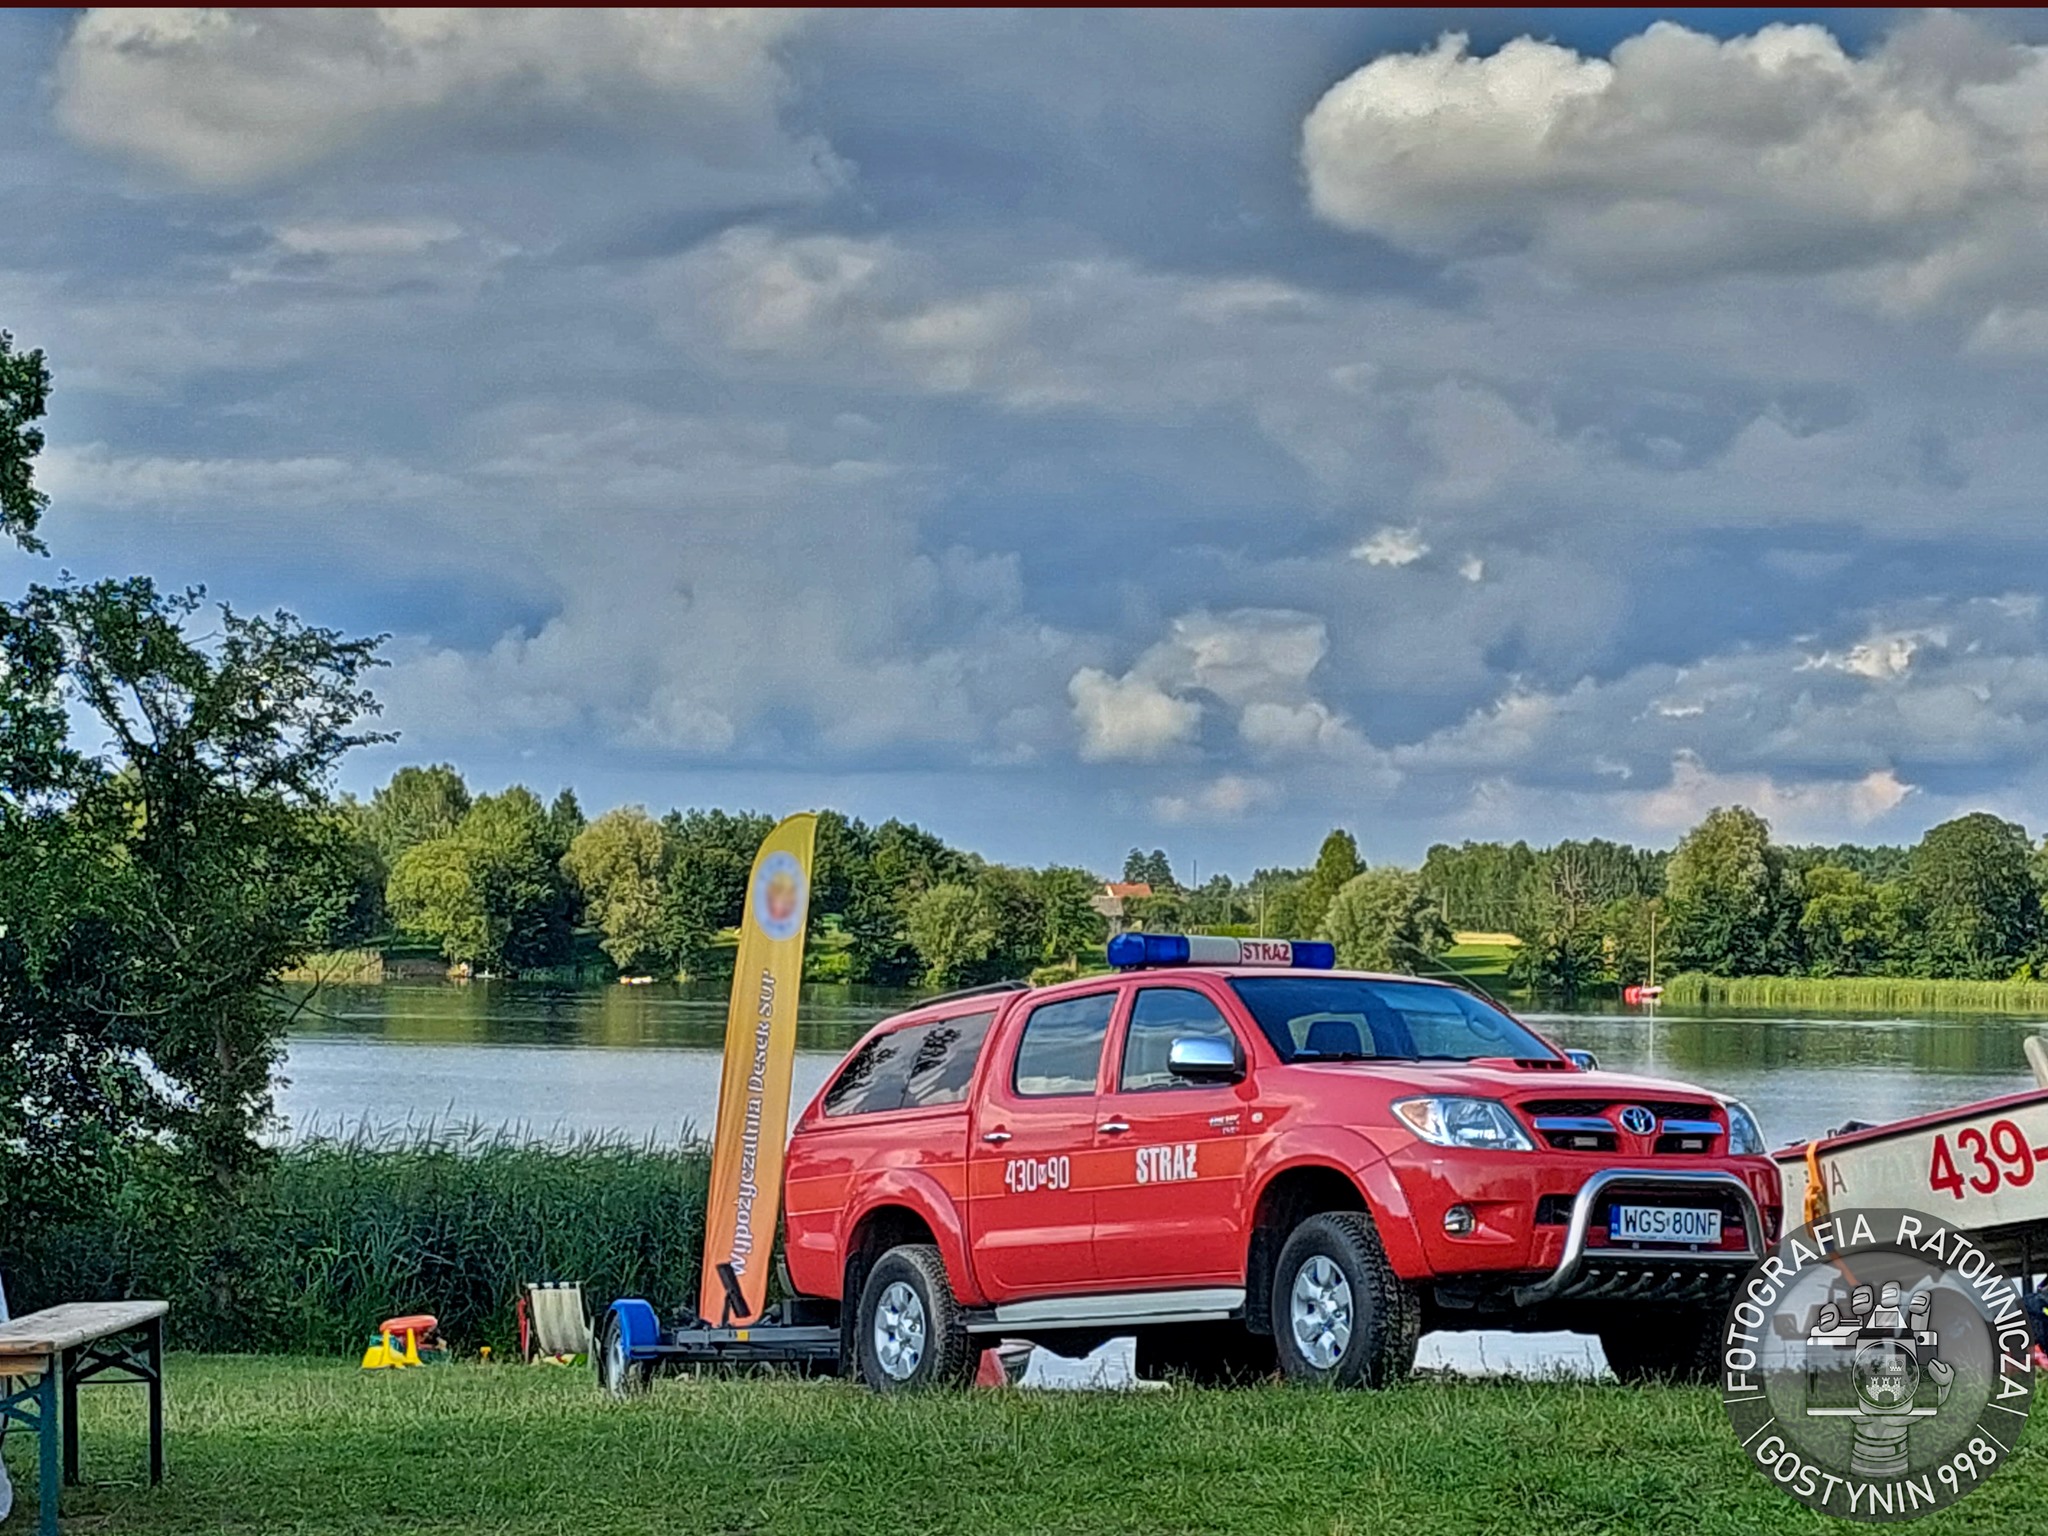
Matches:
[[6, 8, 2048, 879]]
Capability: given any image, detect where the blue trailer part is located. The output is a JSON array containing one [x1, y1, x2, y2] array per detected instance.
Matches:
[[597, 1276, 841, 1394]]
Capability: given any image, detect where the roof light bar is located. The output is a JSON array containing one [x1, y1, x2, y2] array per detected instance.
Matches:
[[1106, 933, 1336, 970]]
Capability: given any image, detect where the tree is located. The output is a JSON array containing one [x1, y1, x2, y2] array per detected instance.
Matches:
[[1035, 865, 1107, 965], [363, 764, 470, 862], [658, 808, 773, 980], [564, 807, 669, 972], [1123, 847, 1175, 890], [1909, 813, 2039, 978], [1, 577, 388, 1191], [301, 803, 388, 949], [1512, 847, 1606, 1001], [1297, 829, 1365, 936], [544, 788, 586, 863], [906, 883, 996, 989], [1799, 865, 1890, 978], [0, 330, 50, 552], [1317, 869, 1449, 973], [387, 787, 572, 971], [976, 864, 1043, 980], [1664, 807, 1797, 976]]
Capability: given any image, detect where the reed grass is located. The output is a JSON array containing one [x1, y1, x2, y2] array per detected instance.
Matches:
[[2, 1126, 709, 1354], [1662, 971, 2048, 1015]]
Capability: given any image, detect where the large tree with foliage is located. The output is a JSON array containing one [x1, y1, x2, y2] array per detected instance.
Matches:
[[363, 763, 471, 862], [564, 807, 669, 972], [1664, 807, 1798, 975], [1297, 829, 1366, 937], [906, 882, 997, 989], [1316, 868, 1449, 973], [1908, 813, 2039, 979], [387, 787, 571, 971], [1, 578, 387, 1193]]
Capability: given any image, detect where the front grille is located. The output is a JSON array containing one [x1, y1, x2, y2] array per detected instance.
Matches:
[[1522, 1097, 1718, 1120]]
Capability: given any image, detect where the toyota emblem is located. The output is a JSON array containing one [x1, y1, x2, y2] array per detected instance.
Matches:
[[1618, 1105, 1656, 1136]]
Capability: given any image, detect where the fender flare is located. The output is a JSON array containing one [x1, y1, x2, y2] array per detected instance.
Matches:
[[1245, 1128, 1429, 1281], [841, 1169, 985, 1305]]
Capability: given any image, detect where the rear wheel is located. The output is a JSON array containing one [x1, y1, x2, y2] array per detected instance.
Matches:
[[856, 1244, 975, 1391], [1135, 1322, 1276, 1385], [596, 1310, 652, 1397], [1598, 1306, 1720, 1384], [1270, 1211, 1420, 1388]]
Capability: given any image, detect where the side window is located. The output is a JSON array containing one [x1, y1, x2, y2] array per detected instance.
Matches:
[[1120, 988, 1238, 1092], [1013, 992, 1116, 1097], [823, 1027, 917, 1117], [900, 1011, 996, 1109]]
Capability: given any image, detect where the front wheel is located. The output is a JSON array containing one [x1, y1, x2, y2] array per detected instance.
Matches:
[[1598, 1306, 1719, 1384], [856, 1244, 975, 1391], [1270, 1211, 1420, 1388], [596, 1310, 652, 1397]]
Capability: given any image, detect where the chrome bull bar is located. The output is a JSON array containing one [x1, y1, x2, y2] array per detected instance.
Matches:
[[1511, 1167, 1767, 1307]]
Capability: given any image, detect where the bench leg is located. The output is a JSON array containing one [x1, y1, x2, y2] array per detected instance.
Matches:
[[37, 1366, 59, 1536], [60, 1347, 80, 1486], [147, 1317, 164, 1486]]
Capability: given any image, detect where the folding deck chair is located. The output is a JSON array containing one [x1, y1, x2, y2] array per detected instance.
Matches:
[[518, 1283, 592, 1362]]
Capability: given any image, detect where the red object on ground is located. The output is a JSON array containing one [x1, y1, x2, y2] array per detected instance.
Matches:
[[974, 1348, 1008, 1387], [379, 1313, 438, 1344]]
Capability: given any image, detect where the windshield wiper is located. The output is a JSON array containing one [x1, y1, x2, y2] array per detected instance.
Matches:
[[1293, 1051, 1416, 1063]]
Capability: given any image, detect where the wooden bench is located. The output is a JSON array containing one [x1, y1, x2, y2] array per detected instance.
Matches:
[[0, 1301, 166, 1536]]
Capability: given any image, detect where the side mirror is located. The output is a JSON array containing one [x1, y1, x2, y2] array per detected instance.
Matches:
[[1169, 1036, 1244, 1084], [1564, 1049, 1599, 1072]]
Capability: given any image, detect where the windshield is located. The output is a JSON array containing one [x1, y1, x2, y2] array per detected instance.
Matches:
[[1228, 976, 1557, 1064]]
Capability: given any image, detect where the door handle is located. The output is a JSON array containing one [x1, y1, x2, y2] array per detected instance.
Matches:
[[980, 1130, 1012, 1144], [1097, 1120, 1131, 1135]]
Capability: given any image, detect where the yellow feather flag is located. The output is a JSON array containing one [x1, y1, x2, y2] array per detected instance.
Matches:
[[698, 812, 817, 1325]]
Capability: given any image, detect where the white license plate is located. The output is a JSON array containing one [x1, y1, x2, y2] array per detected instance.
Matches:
[[1612, 1205, 1721, 1244]]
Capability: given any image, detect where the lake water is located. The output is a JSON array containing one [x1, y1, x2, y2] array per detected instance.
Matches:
[[277, 980, 2047, 1150], [275, 980, 2048, 1381]]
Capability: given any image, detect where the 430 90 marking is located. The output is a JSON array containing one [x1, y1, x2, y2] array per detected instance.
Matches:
[[1003, 1155, 1070, 1193]]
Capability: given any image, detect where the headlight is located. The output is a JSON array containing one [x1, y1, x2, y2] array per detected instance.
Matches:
[[1393, 1096, 1535, 1152], [1725, 1100, 1767, 1156]]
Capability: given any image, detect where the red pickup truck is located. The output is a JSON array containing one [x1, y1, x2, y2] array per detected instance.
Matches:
[[773, 935, 1782, 1390]]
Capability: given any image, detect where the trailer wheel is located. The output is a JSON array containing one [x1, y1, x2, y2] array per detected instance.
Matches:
[[1271, 1211, 1420, 1388], [856, 1244, 975, 1391], [597, 1309, 653, 1397], [1598, 1306, 1719, 1384], [1135, 1322, 1277, 1385]]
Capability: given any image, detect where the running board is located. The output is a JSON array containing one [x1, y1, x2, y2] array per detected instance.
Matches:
[[965, 1287, 1245, 1334]]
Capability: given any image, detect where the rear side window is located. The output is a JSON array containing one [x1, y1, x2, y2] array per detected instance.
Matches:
[[901, 1012, 995, 1109], [823, 1011, 996, 1117], [1013, 992, 1115, 1097]]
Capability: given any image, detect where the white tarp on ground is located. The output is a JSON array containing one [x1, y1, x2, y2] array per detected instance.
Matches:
[[1022, 1329, 1607, 1389]]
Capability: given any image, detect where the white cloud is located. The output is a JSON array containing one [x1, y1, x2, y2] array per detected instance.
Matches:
[[56, 9, 820, 186], [1628, 752, 1915, 834], [39, 443, 454, 510], [1067, 668, 1202, 762], [1802, 629, 1940, 680], [1239, 701, 1357, 757], [1351, 525, 1429, 567], [1459, 555, 1486, 583], [1302, 19, 2048, 290], [1152, 774, 1275, 824]]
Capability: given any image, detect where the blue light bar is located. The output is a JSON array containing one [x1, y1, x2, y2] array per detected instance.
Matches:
[[1106, 933, 1336, 970]]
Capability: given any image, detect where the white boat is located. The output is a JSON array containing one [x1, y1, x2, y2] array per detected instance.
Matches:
[[1775, 1034, 2048, 1283]]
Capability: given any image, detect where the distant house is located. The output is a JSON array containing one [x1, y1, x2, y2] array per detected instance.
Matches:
[[1091, 881, 1153, 928]]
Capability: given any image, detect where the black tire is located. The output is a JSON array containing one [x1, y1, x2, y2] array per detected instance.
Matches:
[[856, 1244, 976, 1391], [1270, 1211, 1420, 1388], [1598, 1306, 1720, 1385], [1135, 1322, 1277, 1386], [596, 1310, 653, 1397]]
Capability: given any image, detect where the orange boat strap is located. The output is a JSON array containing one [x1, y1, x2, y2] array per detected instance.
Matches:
[[1803, 1137, 1828, 1227]]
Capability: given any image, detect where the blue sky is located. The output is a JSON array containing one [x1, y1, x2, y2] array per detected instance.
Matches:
[[7, 8, 2048, 878]]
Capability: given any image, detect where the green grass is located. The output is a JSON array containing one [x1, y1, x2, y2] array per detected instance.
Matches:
[[1662, 972, 2048, 1016], [16, 1355, 2044, 1534]]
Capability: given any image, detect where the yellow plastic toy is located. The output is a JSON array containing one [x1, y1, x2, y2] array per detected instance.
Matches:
[[359, 1313, 442, 1370]]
